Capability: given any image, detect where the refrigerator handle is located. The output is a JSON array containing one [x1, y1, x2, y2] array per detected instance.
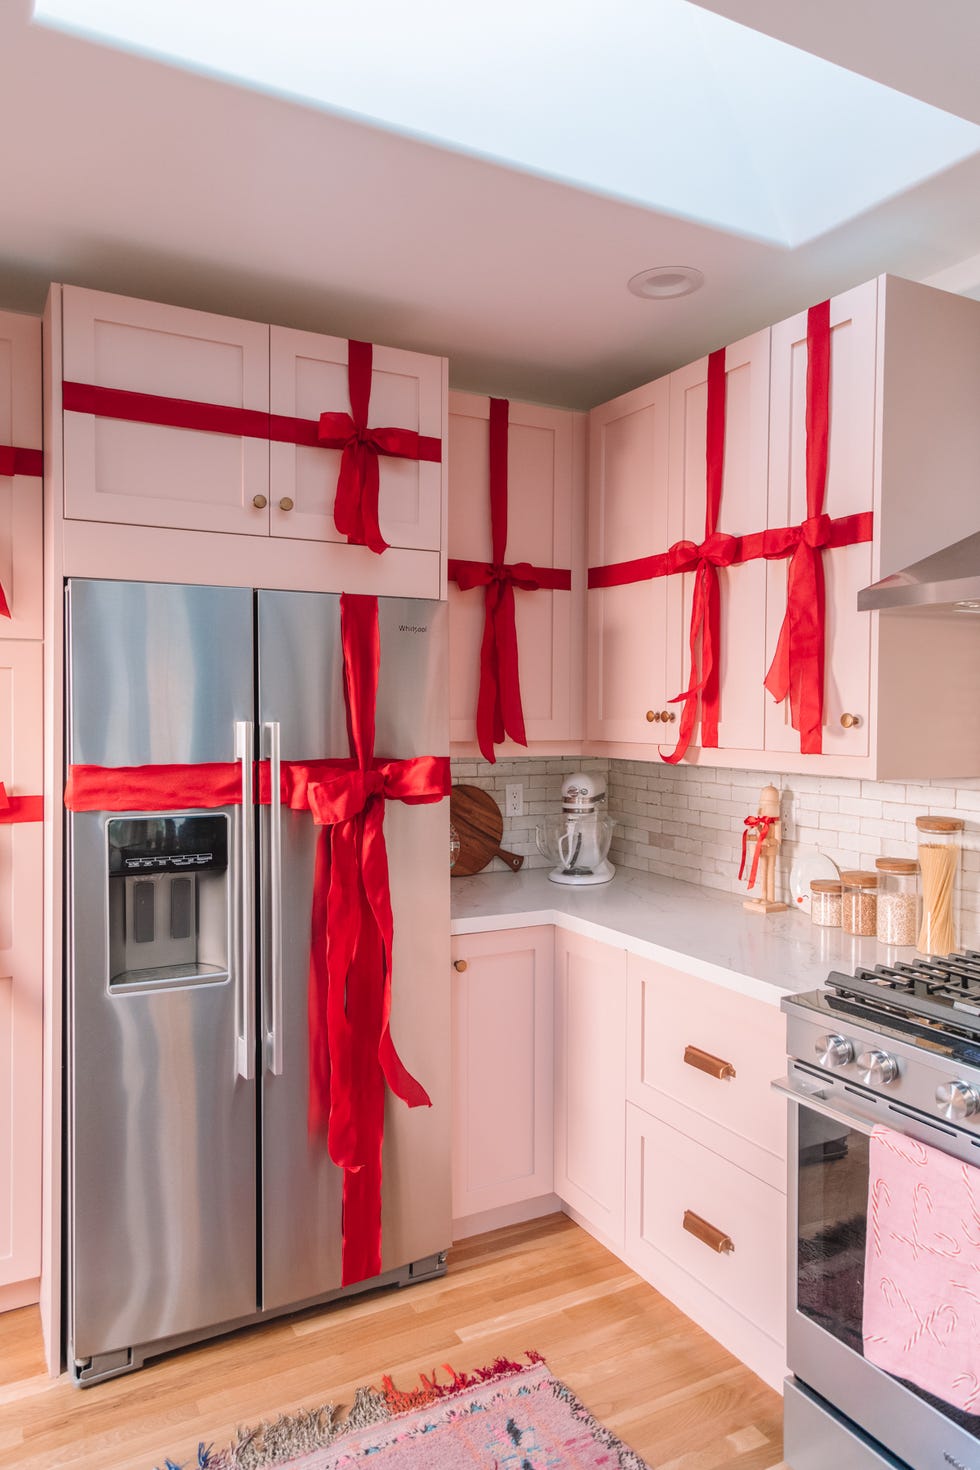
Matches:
[[234, 720, 256, 1081], [262, 720, 285, 1076]]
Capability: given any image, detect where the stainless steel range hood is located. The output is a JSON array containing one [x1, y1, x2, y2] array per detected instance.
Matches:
[[857, 529, 980, 612]]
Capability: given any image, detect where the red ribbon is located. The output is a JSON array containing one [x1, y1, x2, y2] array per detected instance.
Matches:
[[762, 300, 834, 755], [661, 349, 732, 764], [65, 761, 242, 812], [0, 442, 43, 619], [317, 340, 442, 556], [0, 781, 43, 823], [738, 814, 776, 890], [448, 398, 572, 763]]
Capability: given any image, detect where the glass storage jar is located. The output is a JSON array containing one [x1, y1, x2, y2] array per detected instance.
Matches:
[[841, 870, 878, 937], [875, 858, 919, 947], [810, 879, 842, 928], [916, 815, 963, 957]]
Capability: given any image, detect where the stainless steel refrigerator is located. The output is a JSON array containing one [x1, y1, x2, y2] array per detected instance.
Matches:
[[64, 578, 451, 1384]]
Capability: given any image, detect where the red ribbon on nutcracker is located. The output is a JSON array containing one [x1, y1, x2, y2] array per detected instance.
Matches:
[[0, 442, 43, 619], [738, 814, 777, 890], [448, 398, 572, 763], [65, 594, 450, 1287]]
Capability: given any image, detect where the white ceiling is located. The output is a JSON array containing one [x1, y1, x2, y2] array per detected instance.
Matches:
[[2, 0, 980, 408]]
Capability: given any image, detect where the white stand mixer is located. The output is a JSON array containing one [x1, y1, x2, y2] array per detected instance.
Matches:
[[536, 772, 615, 886]]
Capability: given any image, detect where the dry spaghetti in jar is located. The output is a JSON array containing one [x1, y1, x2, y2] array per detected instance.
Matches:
[[916, 815, 963, 957]]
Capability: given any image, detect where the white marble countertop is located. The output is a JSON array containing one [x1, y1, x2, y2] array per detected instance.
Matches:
[[451, 867, 883, 1007]]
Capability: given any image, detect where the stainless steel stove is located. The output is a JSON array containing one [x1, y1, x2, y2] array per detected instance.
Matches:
[[778, 953, 980, 1470]]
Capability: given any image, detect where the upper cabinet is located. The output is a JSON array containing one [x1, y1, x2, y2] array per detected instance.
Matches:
[[0, 311, 43, 640], [448, 392, 585, 753], [54, 286, 448, 599], [586, 276, 980, 779]]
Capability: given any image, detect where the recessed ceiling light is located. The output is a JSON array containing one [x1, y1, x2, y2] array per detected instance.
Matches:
[[627, 266, 704, 300]]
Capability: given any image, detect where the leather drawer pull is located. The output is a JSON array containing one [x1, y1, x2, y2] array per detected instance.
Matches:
[[683, 1209, 734, 1255], [684, 1044, 736, 1080]]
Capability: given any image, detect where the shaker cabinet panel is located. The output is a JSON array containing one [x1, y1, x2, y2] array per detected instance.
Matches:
[[0, 641, 43, 1303], [449, 394, 584, 749], [553, 929, 626, 1250], [765, 281, 877, 761], [270, 327, 445, 552], [587, 376, 677, 744], [62, 287, 271, 536], [0, 312, 42, 641], [451, 927, 554, 1222]]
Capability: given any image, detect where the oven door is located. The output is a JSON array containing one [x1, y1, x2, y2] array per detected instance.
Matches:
[[777, 1063, 980, 1470]]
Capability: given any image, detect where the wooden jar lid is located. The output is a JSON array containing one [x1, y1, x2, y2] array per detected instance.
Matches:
[[840, 869, 878, 887], [810, 879, 842, 893], [915, 815, 964, 833], [875, 857, 918, 875]]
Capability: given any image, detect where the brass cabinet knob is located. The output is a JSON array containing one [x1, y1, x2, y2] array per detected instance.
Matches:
[[453, 958, 468, 972], [279, 497, 294, 512], [840, 712, 861, 729], [252, 494, 268, 509], [660, 710, 676, 723], [646, 710, 660, 723]]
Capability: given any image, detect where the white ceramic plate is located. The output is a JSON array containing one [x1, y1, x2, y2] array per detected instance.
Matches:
[[788, 848, 841, 913]]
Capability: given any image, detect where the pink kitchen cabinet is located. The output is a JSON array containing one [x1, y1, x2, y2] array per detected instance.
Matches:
[[553, 930, 626, 1252], [448, 393, 585, 753], [0, 640, 43, 1311], [450, 927, 555, 1234], [271, 326, 446, 553], [0, 311, 42, 641], [586, 374, 676, 744]]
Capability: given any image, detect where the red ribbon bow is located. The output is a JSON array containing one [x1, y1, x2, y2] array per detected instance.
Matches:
[[763, 301, 833, 755], [0, 441, 43, 619], [448, 398, 571, 763], [738, 814, 777, 890], [317, 340, 441, 557]]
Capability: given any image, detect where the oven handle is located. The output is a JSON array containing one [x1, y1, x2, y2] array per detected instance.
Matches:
[[771, 1076, 875, 1136]]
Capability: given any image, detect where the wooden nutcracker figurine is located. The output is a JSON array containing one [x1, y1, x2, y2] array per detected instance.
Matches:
[[740, 783, 788, 914]]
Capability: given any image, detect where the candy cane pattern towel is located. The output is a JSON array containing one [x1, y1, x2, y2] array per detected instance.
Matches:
[[864, 1124, 980, 1412]]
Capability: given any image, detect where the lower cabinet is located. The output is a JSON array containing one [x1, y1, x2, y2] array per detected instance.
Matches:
[[553, 929, 626, 1252], [451, 927, 555, 1232]]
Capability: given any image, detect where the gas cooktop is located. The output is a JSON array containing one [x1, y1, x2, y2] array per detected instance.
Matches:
[[826, 951, 980, 1040]]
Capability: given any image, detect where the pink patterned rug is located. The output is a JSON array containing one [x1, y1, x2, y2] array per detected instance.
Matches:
[[160, 1354, 651, 1470]]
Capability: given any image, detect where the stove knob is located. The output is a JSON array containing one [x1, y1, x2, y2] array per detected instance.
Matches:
[[814, 1034, 854, 1068], [936, 1080, 980, 1121], [857, 1050, 900, 1086]]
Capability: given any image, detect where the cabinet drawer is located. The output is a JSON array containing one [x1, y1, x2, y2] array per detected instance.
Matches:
[[626, 1105, 786, 1346], [627, 955, 786, 1187]]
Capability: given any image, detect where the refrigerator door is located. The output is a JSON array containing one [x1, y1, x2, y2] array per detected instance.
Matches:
[[65, 579, 257, 1365], [258, 592, 450, 1311]]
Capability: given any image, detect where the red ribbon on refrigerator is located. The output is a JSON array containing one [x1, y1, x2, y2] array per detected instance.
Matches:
[[448, 398, 572, 763], [317, 340, 442, 556], [0, 441, 43, 619], [0, 780, 43, 823], [738, 814, 777, 890], [64, 761, 243, 812]]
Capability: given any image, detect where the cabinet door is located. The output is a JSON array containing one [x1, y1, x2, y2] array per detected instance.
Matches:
[[0, 312, 42, 641], [62, 287, 271, 535], [451, 927, 554, 1221], [270, 327, 445, 551], [448, 394, 584, 747], [0, 641, 43, 1307], [667, 331, 770, 754], [587, 376, 679, 743], [765, 282, 877, 758], [554, 930, 626, 1249]]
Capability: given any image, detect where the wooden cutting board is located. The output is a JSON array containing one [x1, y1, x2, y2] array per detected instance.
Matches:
[[450, 785, 524, 875]]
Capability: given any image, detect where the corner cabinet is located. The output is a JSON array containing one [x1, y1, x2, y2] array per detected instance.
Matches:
[[448, 393, 585, 753], [0, 311, 43, 640], [450, 927, 555, 1235], [586, 275, 980, 778], [53, 285, 448, 599], [553, 930, 626, 1252]]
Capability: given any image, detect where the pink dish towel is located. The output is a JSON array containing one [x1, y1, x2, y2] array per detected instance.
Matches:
[[864, 1124, 980, 1412]]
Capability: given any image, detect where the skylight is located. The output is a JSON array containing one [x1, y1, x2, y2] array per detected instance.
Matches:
[[32, 0, 980, 247]]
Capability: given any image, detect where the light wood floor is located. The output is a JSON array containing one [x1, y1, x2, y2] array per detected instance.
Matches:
[[0, 1214, 787, 1470]]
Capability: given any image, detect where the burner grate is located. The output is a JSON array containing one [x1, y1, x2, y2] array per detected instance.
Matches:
[[828, 951, 980, 1036]]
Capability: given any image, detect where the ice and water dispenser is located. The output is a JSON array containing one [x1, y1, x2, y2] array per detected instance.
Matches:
[[107, 814, 230, 986]]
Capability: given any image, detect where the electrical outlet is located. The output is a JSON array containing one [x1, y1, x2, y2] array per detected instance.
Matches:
[[781, 793, 794, 842], [505, 783, 524, 818]]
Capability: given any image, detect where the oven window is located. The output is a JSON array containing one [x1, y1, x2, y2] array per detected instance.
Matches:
[[796, 1103, 980, 1437]]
